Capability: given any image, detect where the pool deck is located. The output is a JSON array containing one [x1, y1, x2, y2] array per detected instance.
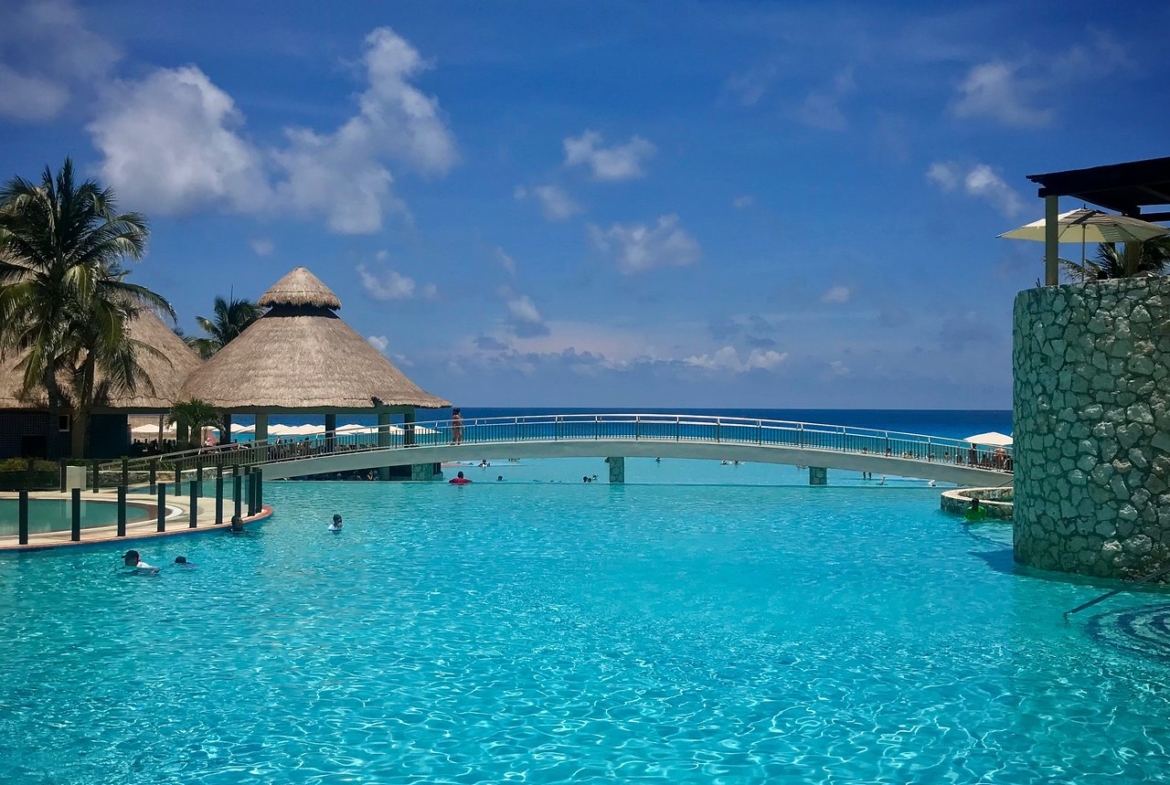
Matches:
[[0, 490, 273, 552]]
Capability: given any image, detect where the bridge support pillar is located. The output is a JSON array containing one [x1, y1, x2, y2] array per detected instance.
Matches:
[[255, 413, 268, 442], [325, 413, 337, 453], [607, 456, 625, 484], [378, 411, 391, 481], [411, 463, 437, 481], [809, 466, 827, 486], [403, 410, 416, 447]]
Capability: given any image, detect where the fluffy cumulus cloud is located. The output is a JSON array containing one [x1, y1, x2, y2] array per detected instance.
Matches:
[[950, 62, 1051, 129], [357, 264, 416, 300], [926, 161, 1024, 217], [89, 66, 270, 214], [514, 184, 581, 220], [794, 68, 855, 131], [563, 131, 655, 181], [589, 214, 701, 275], [950, 34, 1131, 129], [249, 238, 275, 256], [821, 285, 852, 304], [367, 335, 389, 352], [684, 346, 788, 373], [0, 0, 120, 121], [505, 294, 550, 338], [88, 27, 456, 233]]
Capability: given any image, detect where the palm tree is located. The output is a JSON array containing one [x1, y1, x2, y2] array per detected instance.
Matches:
[[168, 398, 223, 448], [1061, 237, 1170, 283], [186, 295, 262, 359], [0, 158, 174, 458]]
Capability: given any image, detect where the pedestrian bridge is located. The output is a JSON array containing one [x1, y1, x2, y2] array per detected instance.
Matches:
[[122, 413, 1013, 487]]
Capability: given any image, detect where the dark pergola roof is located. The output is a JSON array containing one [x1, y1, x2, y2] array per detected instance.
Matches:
[[1027, 156, 1170, 221]]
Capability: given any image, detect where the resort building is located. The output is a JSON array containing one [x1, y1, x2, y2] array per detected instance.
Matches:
[[177, 266, 450, 478], [0, 309, 202, 460]]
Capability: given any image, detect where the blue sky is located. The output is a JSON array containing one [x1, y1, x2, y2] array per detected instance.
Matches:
[[2, 0, 1167, 409]]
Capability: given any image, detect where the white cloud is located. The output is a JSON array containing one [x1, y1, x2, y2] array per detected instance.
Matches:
[[496, 247, 517, 276], [514, 184, 580, 220], [828, 360, 851, 378], [685, 346, 788, 373], [732, 195, 754, 209], [927, 161, 1025, 217], [564, 130, 656, 181], [795, 68, 855, 131], [821, 285, 852, 304], [89, 26, 456, 233], [422, 283, 438, 300], [367, 335, 389, 352], [951, 61, 1051, 128], [250, 238, 275, 257], [357, 264, 416, 300], [0, 0, 120, 121], [725, 63, 779, 107], [89, 66, 269, 214], [589, 214, 701, 275]]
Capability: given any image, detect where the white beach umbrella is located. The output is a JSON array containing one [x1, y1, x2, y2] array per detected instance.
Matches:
[[999, 208, 1169, 245], [130, 423, 174, 435], [964, 431, 1013, 447]]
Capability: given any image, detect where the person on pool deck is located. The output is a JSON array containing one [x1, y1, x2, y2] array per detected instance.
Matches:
[[328, 514, 343, 532], [123, 550, 159, 574], [451, 408, 464, 445], [229, 515, 245, 533], [449, 471, 472, 485]]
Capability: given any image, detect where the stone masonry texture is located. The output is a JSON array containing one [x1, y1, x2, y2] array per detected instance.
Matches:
[[1013, 277, 1170, 580]]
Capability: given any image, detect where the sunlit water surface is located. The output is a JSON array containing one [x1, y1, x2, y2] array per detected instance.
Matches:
[[2, 465, 1169, 784]]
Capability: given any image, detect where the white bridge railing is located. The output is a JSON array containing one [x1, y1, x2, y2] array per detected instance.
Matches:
[[104, 413, 1013, 479]]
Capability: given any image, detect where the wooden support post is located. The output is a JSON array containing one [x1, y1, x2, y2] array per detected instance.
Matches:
[[117, 486, 127, 537], [233, 472, 242, 520], [91, 460, 100, 493], [18, 490, 29, 545], [71, 488, 81, 542], [189, 480, 198, 528], [148, 459, 157, 494], [157, 482, 166, 532], [215, 473, 224, 525], [121, 456, 129, 489]]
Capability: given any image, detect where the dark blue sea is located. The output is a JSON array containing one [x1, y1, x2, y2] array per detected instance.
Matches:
[[238, 408, 1011, 441]]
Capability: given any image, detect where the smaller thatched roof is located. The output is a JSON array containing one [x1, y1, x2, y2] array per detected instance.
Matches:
[[178, 267, 449, 412], [257, 266, 342, 309], [0, 309, 203, 412]]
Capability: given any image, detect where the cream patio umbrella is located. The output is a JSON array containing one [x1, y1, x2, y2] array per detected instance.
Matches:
[[999, 208, 1169, 271], [963, 431, 1013, 447]]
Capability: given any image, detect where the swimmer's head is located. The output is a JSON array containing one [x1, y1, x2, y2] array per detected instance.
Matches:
[[333, 514, 342, 524], [123, 550, 140, 566], [457, 471, 465, 479], [174, 556, 188, 565]]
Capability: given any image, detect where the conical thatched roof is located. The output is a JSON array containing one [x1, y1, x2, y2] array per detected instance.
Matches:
[[0, 309, 203, 411], [178, 267, 449, 411], [257, 266, 342, 309]]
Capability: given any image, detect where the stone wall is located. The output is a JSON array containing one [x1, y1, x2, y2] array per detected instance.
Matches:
[[1013, 277, 1170, 579], [940, 487, 1013, 520]]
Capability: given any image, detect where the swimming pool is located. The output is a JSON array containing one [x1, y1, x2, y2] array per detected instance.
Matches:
[[0, 497, 153, 535], [1, 472, 1168, 783]]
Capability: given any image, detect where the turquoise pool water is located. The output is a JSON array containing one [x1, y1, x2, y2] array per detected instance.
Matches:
[[0, 498, 153, 534], [1, 472, 1168, 783]]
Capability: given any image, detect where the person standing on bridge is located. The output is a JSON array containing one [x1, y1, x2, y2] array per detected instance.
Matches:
[[451, 408, 464, 445]]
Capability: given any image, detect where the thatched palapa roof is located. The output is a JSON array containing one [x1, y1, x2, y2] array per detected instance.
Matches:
[[178, 267, 449, 411], [258, 266, 342, 309], [0, 309, 203, 411]]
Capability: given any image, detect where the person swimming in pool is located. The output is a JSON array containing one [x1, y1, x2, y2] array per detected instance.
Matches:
[[328, 514, 343, 532], [123, 550, 159, 575], [449, 471, 472, 485], [229, 515, 245, 533]]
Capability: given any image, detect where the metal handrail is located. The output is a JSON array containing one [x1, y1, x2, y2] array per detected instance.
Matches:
[[104, 413, 1013, 478]]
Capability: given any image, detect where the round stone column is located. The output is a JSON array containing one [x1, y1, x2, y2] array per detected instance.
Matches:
[[1013, 277, 1170, 579]]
